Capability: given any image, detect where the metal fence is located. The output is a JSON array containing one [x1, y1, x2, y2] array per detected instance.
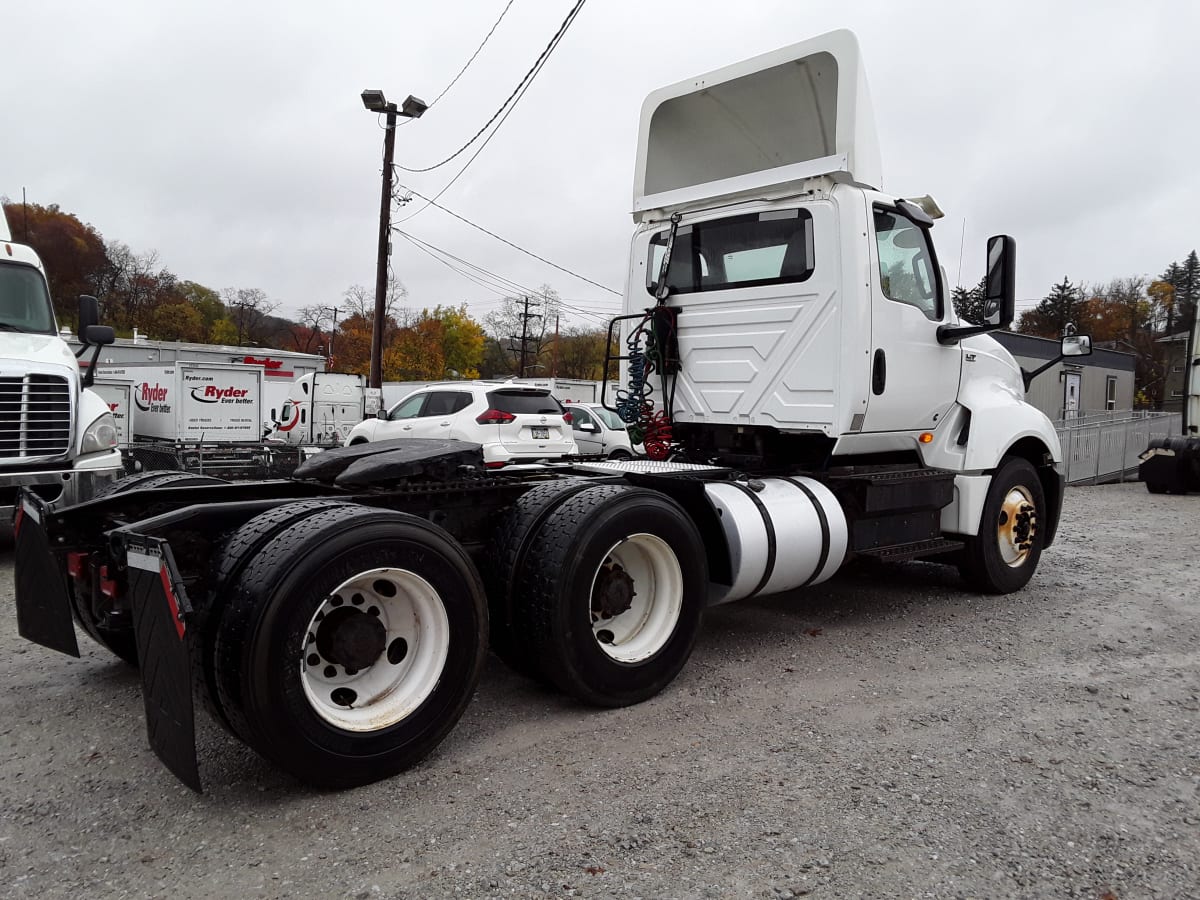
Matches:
[[1054, 410, 1181, 485]]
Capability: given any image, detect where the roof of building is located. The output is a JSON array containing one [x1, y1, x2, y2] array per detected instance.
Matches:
[[993, 331, 1135, 372]]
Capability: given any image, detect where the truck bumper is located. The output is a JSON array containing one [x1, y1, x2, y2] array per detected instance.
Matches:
[[1, 449, 123, 519]]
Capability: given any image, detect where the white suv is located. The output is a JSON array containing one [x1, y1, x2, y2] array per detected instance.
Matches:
[[344, 382, 577, 467]]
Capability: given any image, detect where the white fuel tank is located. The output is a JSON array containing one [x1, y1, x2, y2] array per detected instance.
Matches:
[[704, 477, 847, 604]]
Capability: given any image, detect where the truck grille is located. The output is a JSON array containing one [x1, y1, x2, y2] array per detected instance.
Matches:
[[0, 375, 72, 460]]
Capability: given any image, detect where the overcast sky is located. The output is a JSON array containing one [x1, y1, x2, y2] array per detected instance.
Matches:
[[4, 0, 1196, 328]]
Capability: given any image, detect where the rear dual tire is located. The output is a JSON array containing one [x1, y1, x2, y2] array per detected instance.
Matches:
[[504, 485, 707, 707], [211, 505, 487, 788]]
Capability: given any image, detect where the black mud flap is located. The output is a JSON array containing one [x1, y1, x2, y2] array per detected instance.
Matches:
[[124, 538, 202, 792], [13, 491, 80, 658]]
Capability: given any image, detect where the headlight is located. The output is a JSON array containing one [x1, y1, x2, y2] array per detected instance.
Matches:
[[81, 412, 119, 453]]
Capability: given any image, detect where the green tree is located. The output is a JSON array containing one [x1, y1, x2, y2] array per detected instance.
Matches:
[[208, 318, 238, 345], [951, 277, 987, 325], [1016, 276, 1086, 337], [145, 302, 205, 342]]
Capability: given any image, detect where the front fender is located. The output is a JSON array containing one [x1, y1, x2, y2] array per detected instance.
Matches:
[[958, 378, 1061, 472]]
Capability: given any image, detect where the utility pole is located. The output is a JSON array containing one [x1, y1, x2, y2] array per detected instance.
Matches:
[[369, 107, 397, 390], [361, 90, 427, 389], [508, 295, 543, 376], [551, 315, 560, 378], [322, 306, 341, 371]]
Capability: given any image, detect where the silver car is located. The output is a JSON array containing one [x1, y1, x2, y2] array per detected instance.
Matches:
[[563, 402, 642, 459]]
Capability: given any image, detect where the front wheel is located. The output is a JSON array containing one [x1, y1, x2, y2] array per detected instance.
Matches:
[[958, 457, 1046, 594], [512, 485, 707, 707]]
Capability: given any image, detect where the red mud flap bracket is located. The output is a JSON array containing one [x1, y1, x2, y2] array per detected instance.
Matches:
[[124, 538, 202, 792], [14, 491, 80, 658]]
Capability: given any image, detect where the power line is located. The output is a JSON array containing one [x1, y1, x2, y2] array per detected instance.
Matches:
[[395, 230, 615, 325], [428, 0, 516, 109], [395, 0, 586, 173], [392, 183, 621, 295], [381, 0, 516, 134]]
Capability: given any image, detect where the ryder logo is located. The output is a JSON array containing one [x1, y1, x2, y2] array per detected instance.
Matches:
[[135, 382, 170, 412], [191, 385, 253, 404]]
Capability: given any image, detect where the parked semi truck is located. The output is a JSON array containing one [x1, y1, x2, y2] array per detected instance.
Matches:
[[1, 207, 122, 518], [12, 31, 1068, 791], [1138, 301, 1200, 492]]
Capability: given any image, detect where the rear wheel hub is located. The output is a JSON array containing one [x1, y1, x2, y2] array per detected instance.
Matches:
[[315, 606, 386, 671], [592, 562, 637, 621]]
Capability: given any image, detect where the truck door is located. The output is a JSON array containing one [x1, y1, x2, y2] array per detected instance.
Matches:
[[860, 205, 961, 433]]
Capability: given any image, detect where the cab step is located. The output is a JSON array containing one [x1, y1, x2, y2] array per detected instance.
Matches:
[[856, 537, 963, 563]]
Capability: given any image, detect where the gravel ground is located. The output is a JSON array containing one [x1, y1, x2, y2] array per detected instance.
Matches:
[[1, 481, 1198, 899]]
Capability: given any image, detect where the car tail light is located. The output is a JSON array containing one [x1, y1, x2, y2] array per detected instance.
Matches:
[[562, 410, 573, 424], [484, 460, 508, 469], [476, 409, 516, 425]]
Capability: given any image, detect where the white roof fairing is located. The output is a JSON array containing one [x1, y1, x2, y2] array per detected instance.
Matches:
[[632, 29, 882, 219]]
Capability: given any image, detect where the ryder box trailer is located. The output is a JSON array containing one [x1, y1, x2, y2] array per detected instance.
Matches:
[[12, 31, 1074, 792]]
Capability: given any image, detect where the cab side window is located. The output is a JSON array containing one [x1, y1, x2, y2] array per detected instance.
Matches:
[[873, 207, 941, 320]]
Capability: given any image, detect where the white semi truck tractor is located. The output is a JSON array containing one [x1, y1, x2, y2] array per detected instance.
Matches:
[[1, 207, 122, 521], [12, 31, 1066, 792]]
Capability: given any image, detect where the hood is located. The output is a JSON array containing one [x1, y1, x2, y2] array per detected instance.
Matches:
[[960, 333, 1023, 398], [0, 331, 80, 379]]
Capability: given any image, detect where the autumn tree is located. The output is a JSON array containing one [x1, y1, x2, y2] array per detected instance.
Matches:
[[177, 281, 225, 331], [1, 200, 108, 322], [555, 326, 615, 380], [220, 287, 279, 346], [342, 277, 408, 323]]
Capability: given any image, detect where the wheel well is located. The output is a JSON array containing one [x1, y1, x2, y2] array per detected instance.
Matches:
[[1002, 436, 1062, 548], [349, 437, 368, 446]]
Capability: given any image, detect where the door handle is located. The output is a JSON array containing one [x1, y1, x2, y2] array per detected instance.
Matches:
[[439, 422, 451, 427], [402, 425, 413, 431], [872, 348, 886, 395]]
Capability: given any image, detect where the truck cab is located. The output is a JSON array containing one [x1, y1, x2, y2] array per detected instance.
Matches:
[[1, 209, 122, 517], [620, 29, 1063, 564]]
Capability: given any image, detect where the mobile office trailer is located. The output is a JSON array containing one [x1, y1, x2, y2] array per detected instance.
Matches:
[[14, 31, 1070, 794], [97, 362, 266, 443]]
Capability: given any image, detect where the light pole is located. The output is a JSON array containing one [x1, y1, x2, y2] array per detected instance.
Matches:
[[361, 89, 427, 388]]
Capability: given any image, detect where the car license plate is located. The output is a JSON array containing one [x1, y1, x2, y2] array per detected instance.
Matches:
[[531, 427, 549, 439]]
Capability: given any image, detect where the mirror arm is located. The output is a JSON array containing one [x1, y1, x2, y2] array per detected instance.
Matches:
[[936, 322, 1005, 345], [1020, 354, 1065, 392], [81, 344, 104, 388]]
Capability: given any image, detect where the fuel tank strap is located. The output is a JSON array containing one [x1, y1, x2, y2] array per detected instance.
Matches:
[[780, 477, 831, 586], [729, 482, 776, 600]]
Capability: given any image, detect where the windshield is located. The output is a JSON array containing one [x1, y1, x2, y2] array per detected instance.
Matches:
[[0, 263, 56, 334], [592, 407, 626, 430]]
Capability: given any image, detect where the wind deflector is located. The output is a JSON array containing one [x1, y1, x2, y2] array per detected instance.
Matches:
[[632, 29, 882, 218]]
